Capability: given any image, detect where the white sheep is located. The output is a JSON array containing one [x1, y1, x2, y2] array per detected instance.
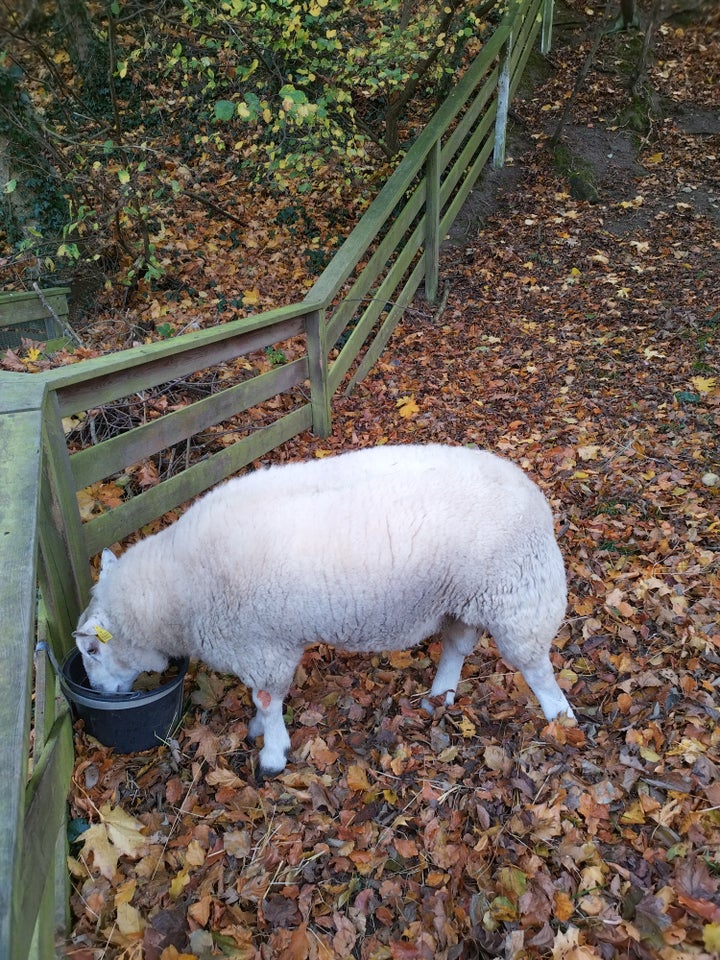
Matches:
[[74, 443, 574, 775]]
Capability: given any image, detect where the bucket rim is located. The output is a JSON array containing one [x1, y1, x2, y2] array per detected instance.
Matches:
[[60, 648, 189, 712]]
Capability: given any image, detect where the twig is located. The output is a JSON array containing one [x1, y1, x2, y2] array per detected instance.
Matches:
[[32, 282, 83, 346], [182, 190, 246, 226]]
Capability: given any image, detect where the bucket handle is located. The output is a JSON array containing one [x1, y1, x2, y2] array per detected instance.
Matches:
[[35, 639, 63, 677]]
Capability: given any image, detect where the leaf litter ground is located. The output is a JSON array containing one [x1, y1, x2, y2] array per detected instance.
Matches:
[[65, 4, 719, 959]]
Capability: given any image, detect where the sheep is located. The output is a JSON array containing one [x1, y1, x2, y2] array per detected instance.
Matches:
[[73, 443, 574, 775]]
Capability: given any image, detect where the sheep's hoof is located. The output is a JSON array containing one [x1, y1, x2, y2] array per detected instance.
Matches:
[[421, 693, 452, 714], [257, 763, 286, 781]]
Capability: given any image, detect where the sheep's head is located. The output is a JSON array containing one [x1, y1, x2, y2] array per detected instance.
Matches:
[[73, 548, 169, 694]]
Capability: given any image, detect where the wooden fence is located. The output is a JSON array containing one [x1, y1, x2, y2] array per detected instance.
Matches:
[[0, 1, 552, 954]]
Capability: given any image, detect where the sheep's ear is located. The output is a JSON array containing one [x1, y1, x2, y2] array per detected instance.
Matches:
[[74, 631, 101, 658], [99, 548, 118, 577]]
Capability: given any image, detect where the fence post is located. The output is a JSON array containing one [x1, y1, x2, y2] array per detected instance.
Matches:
[[306, 308, 332, 438], [424, 139, 441, 303], [39, 391, 91, 630], [493, 24, 514, 169], [541, 0, 554, 54]]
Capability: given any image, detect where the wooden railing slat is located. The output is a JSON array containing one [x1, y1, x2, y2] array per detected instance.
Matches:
[[0, 386, 46, 959], [16, 713, 74, 960], [81, 404, 313, 555], [69, 356, 309, 490]]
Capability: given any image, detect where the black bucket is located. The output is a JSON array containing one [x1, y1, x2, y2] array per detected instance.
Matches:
[[60, 649, 189, 753]]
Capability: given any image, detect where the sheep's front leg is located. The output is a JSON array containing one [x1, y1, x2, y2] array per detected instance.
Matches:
[[250, 687, 292, 777], [422, 620, 479, 712]]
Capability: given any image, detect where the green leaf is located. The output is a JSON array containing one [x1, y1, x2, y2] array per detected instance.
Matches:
[[214, 99, 236, 122], [117, 169, 130, 184], [3, 178, 17, 194]]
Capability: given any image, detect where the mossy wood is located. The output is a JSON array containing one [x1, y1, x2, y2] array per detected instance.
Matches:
[[0, 288, 70, 348], [0, 0, 552, 954]]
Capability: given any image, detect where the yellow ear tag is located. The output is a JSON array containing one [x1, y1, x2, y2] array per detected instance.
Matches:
[[94, 626, 113, 644]]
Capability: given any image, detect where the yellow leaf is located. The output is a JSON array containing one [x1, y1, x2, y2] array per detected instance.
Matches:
[[691, 375, 716, 394], [186, 839, 206, 867], [114, 879, 137, 906], [80, 822, 119, 880], [497, 866, 527, 897], [100, 803, 148, 859], [704, 923, 720, 951], [396, 395, 419, 418], [242, 287, 260, 306], [116, 901, 145, 937], [387, 649, 414, 668], [645, 152, 663, 164], [62, 412, 85, 434], [459, 716, 476, 739], [346, 764, 371, 792], [170, 866, 190, 899], [620, 800, 646, 824], [620, 195, 644, 209]]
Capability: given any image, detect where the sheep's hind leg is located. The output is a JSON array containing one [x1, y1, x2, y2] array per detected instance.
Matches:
[[250, 687, 292, 777], [519, 656, 574, 721], [247, 710, 265, 743], [422, 620, 479, 712], [491, 625, 574, 720]]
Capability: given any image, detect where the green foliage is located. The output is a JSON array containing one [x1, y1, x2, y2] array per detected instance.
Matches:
[[264, 345, 288, 366], [170, 0, 496, 181], [1, 0, 498, 287]]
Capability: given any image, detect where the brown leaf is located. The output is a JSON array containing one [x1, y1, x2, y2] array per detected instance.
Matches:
[[262, 894, 301, 928], [633, 894, 672, 947], [278, 923, 310, 960]]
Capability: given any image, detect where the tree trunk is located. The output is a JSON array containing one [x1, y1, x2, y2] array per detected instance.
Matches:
[[56, 0, 109, 91]]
